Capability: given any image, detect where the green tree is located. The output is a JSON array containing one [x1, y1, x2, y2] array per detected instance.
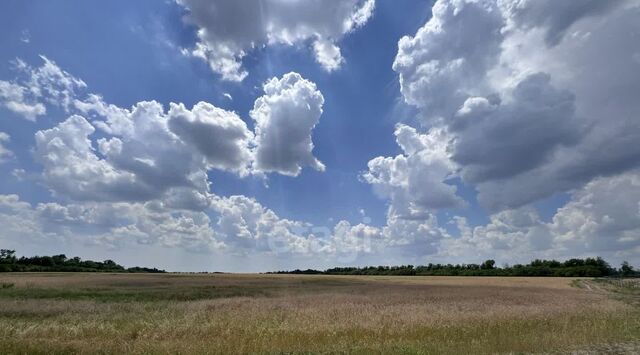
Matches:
[[620, 261, 634, 277], [0, 249, 16, 264], [481, 259, 496, 270]]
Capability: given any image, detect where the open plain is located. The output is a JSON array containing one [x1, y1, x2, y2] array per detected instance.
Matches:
[[0, 273, 638, 354]]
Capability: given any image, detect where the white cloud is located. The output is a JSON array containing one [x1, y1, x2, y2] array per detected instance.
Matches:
[[0, 56, 85, 120], [363, 124, 464, 216], [73, 94, 132, 135], [2, 58, 337, 258], [34, 103, 215, 209], [168, 102, 254, 175], [313, 39, 344, 72], [20, 30, 31, 44], [0, 195, 220, 252], [0, 132, 13, 163], [392, 0, 640, 210], [345, 0, 640, 265], [498, 0, 619, 46], [3, 56, 328, 228], [0, 195, 45, 247], [442, 208, 553, 262], [211, 195, 319, 255], [16, 56, 86, 112], [177, 0, 375, 80], [0, 80, 46, 120], [34, 114, 151, 203], [439, 171, 640, 265], [0, 190, 370, 259], [550, 171, 640, 258], [251, 72, 325, 176], [452, 73, 580, 187], [73, 72, 326, 180], [393, 0, 504, 118], [39, 93, 288, 209]]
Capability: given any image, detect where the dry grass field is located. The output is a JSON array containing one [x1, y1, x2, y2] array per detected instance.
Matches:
[[0, 273, 638, 354]]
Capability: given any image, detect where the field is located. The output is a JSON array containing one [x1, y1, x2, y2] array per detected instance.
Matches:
[[0, 273, 638, 354]]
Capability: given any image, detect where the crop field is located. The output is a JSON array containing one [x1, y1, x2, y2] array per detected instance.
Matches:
[[0, 273, 638, 354]]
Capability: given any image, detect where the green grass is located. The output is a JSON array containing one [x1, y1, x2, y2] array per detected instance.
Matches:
[[0, 284, 269, 302]]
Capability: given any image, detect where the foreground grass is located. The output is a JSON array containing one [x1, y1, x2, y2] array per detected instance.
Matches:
[[0, 273, 638, 354]]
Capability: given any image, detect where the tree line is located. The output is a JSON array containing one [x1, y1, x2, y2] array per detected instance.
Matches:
[[269, 258, 639, 277], [0, 249, 164, 273]]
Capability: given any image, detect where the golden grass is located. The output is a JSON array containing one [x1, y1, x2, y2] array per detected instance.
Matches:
[[0, 273, 638, 354]]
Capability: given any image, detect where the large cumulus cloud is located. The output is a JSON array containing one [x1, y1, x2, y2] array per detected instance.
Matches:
[[358, 0, 640, 265], [362, 123, 464, 216], [390, 0, 640, 210], [27, 59, 327, 209], [251, 72, 325, 176], [35, 103, 218, 210], [177, 0, 375, 80], [168, 102, 254, 176], [393, 0, 504, 118]]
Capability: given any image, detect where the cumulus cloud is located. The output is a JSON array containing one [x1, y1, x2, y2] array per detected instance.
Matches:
[[0, 194, 220, 252], [452, 73, 581, 185], [211, 195, 319, 255], [498, 0, 620, 46], [313, 39, 344, 72], [442, 208, 552, 262], [0, 56, 337, 258], [363, 123, 464, 216], [39, 79, 323, 209], [392, 0, 640, 210], [73, 72, 326, 180], [393, 0, 504, 118], [35, 104, 212, 209], [8, 57, 333, 256], [251, 72, 325, 176], [441, 171, 640, 265], [0, 56, 85, 120], [0, 190, 384, 260], [177, 0, 375, 80], [350, 0, 640, 265], [358, 123, 463, 259], [0, 81, 46, 120], [35, 114, 143, 201], [550, 171, 640, 258], [0, 195, 45, 247], [2, 55, 328, 234], [168, 102, 254, 175]]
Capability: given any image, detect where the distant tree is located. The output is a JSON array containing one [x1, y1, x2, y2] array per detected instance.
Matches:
[[0, 249, 16, 263], [51, 254, 67, 265], [620, 261, 635, 277], [481, 259, 496, 270], [0, 249, 164, 273]]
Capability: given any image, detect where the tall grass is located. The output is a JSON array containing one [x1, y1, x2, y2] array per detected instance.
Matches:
[[0, 273, 637, 354]]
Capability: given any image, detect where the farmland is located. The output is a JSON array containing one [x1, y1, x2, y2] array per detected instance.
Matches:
[[0, 273, 638, 354]]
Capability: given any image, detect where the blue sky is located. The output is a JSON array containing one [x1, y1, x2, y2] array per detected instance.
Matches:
[[0, 0, 638, 271]]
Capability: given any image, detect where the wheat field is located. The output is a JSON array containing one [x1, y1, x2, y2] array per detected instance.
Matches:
[[0, 273, 638, 354]]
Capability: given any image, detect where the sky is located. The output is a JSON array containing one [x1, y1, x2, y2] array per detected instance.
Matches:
[[0, 0, 639, 272]]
